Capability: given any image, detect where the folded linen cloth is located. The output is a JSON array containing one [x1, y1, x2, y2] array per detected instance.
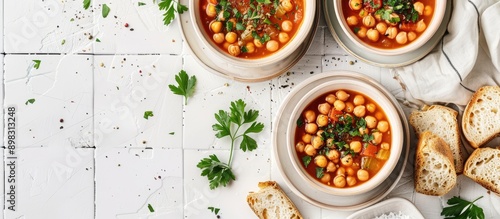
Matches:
[[393, 0, 500, 106]]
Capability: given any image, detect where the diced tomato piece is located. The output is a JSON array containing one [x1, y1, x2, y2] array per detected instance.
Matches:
[[328, 109, 343, 123], [364, 0, 382, 12], [361, 144, 378, 157]]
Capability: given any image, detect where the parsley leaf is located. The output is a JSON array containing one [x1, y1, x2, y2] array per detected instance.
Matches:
[[158, 0, 188, 26], [199, 100, 264, 189], [168, 70, 197, 105], [441, 196, 484, 219], [197, 154, 236, 190], [302, 156, 312, 167], [83, 0, 91, 10], [144, 111, 154, 119], [102, 4, 110, 18], [138, 2, 146, 6], [207, 207, 221, 215], [25, 98, 36, 105], [147, 203, 155, 212], [33, 60, 41, 69], [316, 167, 324, 179]]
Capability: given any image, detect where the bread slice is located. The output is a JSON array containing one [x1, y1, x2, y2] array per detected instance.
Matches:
[[462, 86, 500, 148], [410, 105, 464, 173], [414, 131, 457, 196], [463, 147, 500, 194], [247, 181, 303, 219]]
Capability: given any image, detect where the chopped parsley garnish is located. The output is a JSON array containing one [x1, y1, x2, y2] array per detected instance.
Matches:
[[208, 207, 221, 215], [25, 98, 36, 105], [83, 0, 91, 10], [32, 60, 41, 69], [102, 4, 110, 18], [147, 203, 155, 212], [302, 156, 312, 167], [316, 167, 324, 179], [143, 111, 154, 120], [138, 2, 146, 6]]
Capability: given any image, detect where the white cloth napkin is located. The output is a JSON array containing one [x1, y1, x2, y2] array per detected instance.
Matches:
[[393, 0, 500, 106]]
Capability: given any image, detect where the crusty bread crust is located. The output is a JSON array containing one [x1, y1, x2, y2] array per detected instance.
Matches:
[[410, 105, 464, 173], [414, 131, 457, 196], [463, 147, 500, 194], [247, 181, 303, 219], [462, 86, 500, 148]]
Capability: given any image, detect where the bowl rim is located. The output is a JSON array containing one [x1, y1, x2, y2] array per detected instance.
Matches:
[[286, 78, 404, 196], [189, 0, 317, 67], [333, 0, 447, 56]]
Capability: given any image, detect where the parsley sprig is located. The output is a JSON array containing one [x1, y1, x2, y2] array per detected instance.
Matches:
[[441, 196, 484, 219], [197, 99, 264, 189], [158, 0, 188, 26], [168, 70, 197, 105]]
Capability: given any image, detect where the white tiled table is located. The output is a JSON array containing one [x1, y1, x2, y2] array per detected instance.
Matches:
[[2, 1, 500, 219]]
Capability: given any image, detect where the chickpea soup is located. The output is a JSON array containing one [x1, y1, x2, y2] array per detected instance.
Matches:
[[200, 0, 304, 59], [342, 0, 435, 49], [295, 90, 392, 188]]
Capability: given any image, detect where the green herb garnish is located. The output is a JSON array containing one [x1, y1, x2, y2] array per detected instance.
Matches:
[[441, 196, 484, 219], [138, 2, 146, 6], [302, 156, 311, 167], [168, 70, 197, 105], [25, 98, 36, 105], [197, 100, 264, 189], [208, 207, 221, 215], [102, 4, 110, 18], [158, 0, 188, 26], [316, 167, 324, 179], [32, 60, 41, 69], [144, 111, 154, 120], [83, 0, 91, 10], [147, 203, 155, 212]]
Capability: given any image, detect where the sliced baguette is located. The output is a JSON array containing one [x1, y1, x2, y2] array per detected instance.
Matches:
[[414, 131, 457, 196], [247, 181, 303, 219], [462, 86, 500, 148], [463, 147, 500, 194], [410, 105, 464, 173]]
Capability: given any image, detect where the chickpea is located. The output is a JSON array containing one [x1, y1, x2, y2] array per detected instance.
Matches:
[[295, 141, 305, 153], [414, 2, 424, 15], [408, 31, 417, 41], [396, 31, 408, 44], [347, 16, 359, 26], [206, 4, 217, 17], [318, 103, 331, 115], [349, 0, 362, 10], [371, 132, 383, 145], [280, 0, 293, 12], [210, 21, 222, 33], [385, 26, 398, 39], [386, 13, 400, 26], [377, 121, 389, 133], [213, 33, 225, 44], [304, 144, 316, 156], [365, 115, 377, 128], [336, 167, 346, 176], [363, 15, 376, 27], [327, 150, 340, 162], [282, 20, 293, 32], [305, 123, 318, 134], [353, 95, 365, 106], [316, 130, 324, 137], [314, 155, 328, 168], [350, 141, 362, 153], [326, 138, 334, 147], [336, 90, 350, 101], [353, 105, 366, 117], [311, 136, 324, 149], [304, 110, 316, 123], [381, 142, 390, 150], [228, 44, 241, 56], [376, 22, 387, 35], [346, 167, 356, 176], [424, 5, 433, 16], [321, 173, 332, 184], [357, 26, 368, 38], [357, 169, 369, 181], [326, 161, 337, 172], [416, 19, 427, 33], [325, 94, 336, 104], [279, 32, 290, 44], [266, 40, 279, 52], [245, 42, 256, 53], [333, 100, 346, 111], [254, 38, 264, 48], [302, 133, 312, 144], [225, 32, 237, 44], [347, 176, 357, 187], [359, 127, 368, 135], [341, 155, 354, 166], [333, 175, 347, 187], [316, 114, 329, 127], [366, 103, 376, 113], [345, 102, 354, 113], [367, 28, 380, 42], [359, 9, 368, 18]]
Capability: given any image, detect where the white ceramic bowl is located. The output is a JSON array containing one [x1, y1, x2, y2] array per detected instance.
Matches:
[[286, 78, 403, 196], [334, 0, 446, 56], [347, 197, 425, 219], [190, 0, 316, 68]]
